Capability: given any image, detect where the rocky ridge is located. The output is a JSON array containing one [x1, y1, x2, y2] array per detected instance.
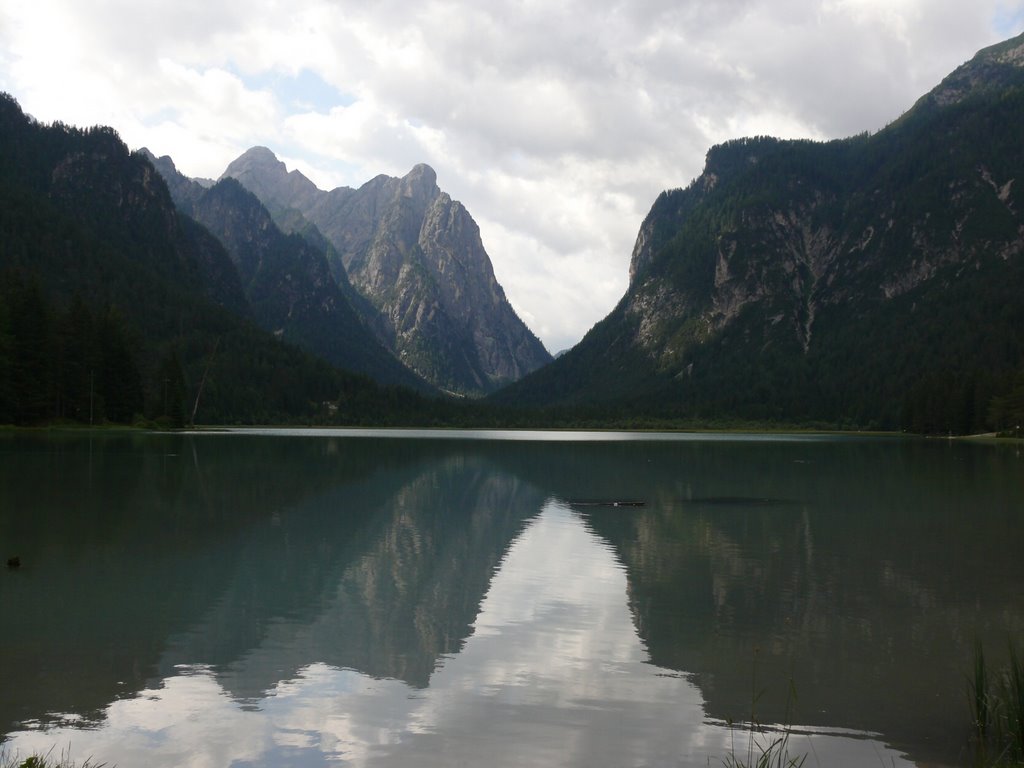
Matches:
[[496, 31, 1024, 432], [222, 150, 551, 395], [143, 150, 432, 391], [922, 33, 1024, 107]]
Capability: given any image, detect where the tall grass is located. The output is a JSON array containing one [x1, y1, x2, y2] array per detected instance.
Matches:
[[721, 649, 808, 768], [971, 641, 1024, 767], [975, 641, 991, 747], [720, 704, 808, 767], [1009, 645, 1024, 765], [0, 747, 106, 768]]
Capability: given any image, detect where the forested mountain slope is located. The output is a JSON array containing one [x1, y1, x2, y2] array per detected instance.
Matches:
[[495, 32, 1024, 433], [0, 94, 432, 426]]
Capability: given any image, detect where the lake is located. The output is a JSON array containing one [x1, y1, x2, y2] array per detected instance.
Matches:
[[1, 429, 1022, 767]]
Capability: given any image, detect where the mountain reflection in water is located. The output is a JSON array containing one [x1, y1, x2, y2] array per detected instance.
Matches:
[[2, 430, 1021, 767]]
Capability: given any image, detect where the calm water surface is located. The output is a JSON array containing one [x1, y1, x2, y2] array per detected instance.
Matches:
[[1, 430, 1022, 767]]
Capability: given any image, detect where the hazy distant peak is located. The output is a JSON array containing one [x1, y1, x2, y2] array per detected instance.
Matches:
[[137, 146, 162, 163], [222, 146, 322, 211], [137, 148, 215, 188], [358, 164, 438, 194], [137, 147, 184, 179], [235, 145, 283, 166], [223, 146, 317, 182], [400, 163, 439, 201], [223, 146, 290, 180], [405, 163, 437, 183]]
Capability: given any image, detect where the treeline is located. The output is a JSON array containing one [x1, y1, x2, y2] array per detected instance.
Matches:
[[0, 270, 496, 429], [0, 93, 446, 428], [988, 372, 1024, 435], [5, 88, 1024, 435], [1, 272, 177, 426], [0, 269, 463, 428], [5, 260, 1021, 433]]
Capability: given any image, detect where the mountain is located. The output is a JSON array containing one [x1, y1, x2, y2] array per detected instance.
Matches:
[[222, 149, 552, 395], [142, 150, 432, 392], [0, 93, 433, 426], [496, 32, 1024, 433]]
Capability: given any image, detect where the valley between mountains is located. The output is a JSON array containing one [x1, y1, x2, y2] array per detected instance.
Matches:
[[3, 31, 1024, 432]]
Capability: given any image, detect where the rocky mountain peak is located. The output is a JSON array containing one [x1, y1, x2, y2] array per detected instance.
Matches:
[[924, 30, 1024, 107], [138, 146, 173, 171], [142, 147, 432, 391], [228, 146, 286, 175], [220, 150, 551, 394], [222, 146, 322, 212], [399, 163, 439, 205], [405, 162, 437, 186], [974, 31, 1024, 67]]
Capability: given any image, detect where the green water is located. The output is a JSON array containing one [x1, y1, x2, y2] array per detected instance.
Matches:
[[1, 430, 1022, 767]]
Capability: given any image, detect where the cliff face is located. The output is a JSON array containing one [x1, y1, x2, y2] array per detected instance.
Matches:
[[145, 151, 432, 391], [223, 152, 551, 394], [2, 93, 427, 426], [497, 32, 1024, 431]]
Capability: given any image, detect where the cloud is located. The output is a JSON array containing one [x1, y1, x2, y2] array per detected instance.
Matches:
[[2, 0, 1022, 351]]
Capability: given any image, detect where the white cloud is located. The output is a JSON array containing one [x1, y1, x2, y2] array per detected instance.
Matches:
[[2, 0, 1022, 351]]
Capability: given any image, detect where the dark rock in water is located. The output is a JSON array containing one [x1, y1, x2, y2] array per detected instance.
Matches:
[[6, 556, 20, 569], [569, 500, 646, 508]]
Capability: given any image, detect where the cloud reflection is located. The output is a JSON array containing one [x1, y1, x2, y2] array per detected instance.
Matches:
[[3, 502, 911, 768]]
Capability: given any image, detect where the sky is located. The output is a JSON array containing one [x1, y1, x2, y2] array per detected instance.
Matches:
[[2, 1, 1023, 353]]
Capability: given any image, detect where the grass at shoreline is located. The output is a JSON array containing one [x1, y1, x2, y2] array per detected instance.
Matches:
[[0, 750, 106, 768], [971, 643, 1024, 767]]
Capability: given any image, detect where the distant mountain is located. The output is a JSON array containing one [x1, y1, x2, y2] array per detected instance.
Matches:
[[142, 150, 432, 392], [0, 93, 433, 426], [222, 149, 552, 395], [496, 32, 1024, 433]]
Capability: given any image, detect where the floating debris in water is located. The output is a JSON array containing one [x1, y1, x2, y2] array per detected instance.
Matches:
[[568, 500, 646, 508]]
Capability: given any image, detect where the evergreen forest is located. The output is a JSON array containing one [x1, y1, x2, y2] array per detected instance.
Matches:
[[4, 53, 1024, 435]]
